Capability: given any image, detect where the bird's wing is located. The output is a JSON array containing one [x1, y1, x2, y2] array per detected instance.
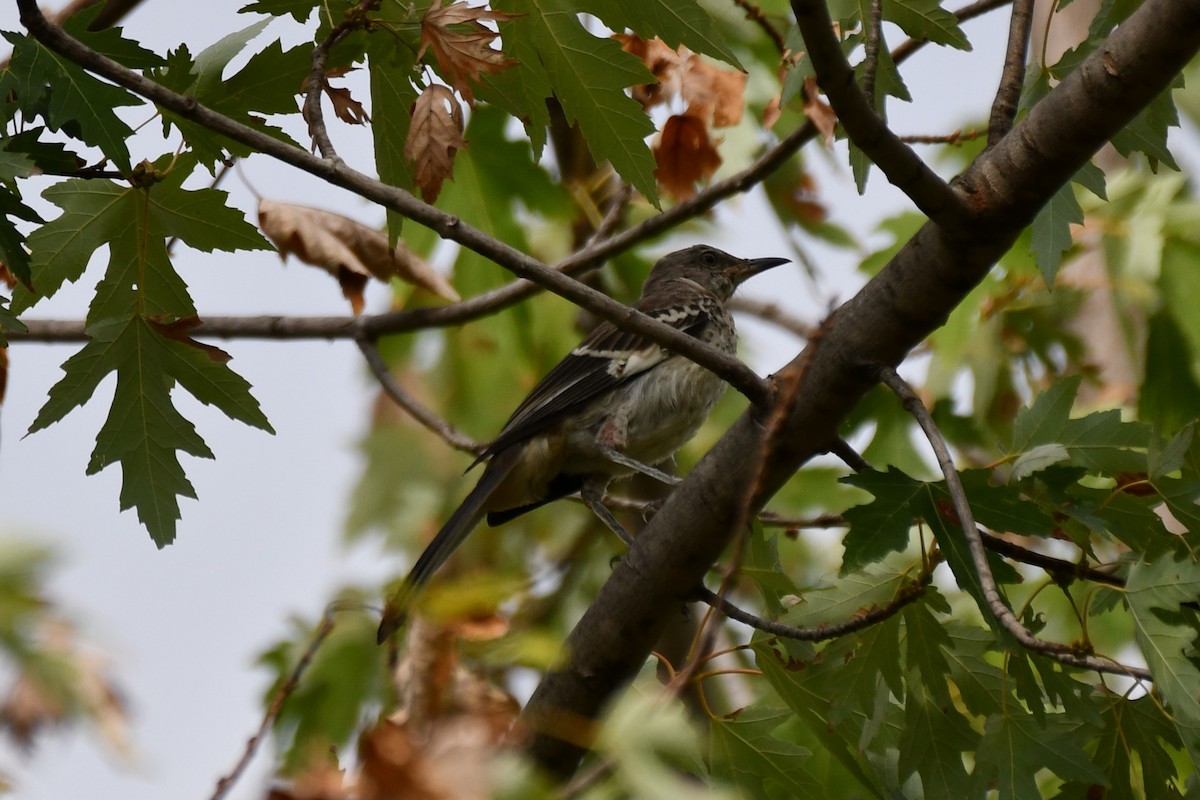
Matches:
[[473, 303, 713, 463]]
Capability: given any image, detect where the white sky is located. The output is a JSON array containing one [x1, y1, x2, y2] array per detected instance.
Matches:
[[0, 2, 1075, 797]]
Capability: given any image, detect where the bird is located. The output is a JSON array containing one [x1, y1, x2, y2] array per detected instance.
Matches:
[[377, 245, 789, 642]]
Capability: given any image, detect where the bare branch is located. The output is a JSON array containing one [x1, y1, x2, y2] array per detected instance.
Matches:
[[879, 367, 1150, 680], [210, 610, 337, 800], [355, 336, 483, 455], [728, 296, 813, 339], [788, 0, 970, 228], [988, 0, 1036, 145], [900, 128, 986, 145], [861, 0, 884, 104], [302, 1, 378, 160], [731, 0, 787, 54]]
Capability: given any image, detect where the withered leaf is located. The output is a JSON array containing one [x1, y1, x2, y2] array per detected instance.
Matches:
[[419, 0, 519, 103], [147, 316, 232, 363], [258, 199, 460, 315], [803, 76, 838, 145], [325, 84, 368, 125], [653, 113, 722, 201], [617, 34, 746, 128], [404, 85, 467, 205]]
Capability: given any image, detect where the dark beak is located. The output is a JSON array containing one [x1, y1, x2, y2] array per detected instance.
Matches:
[[730, 255, 790, 284]]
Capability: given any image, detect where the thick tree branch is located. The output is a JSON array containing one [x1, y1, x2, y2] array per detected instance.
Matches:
[[789, 0, 970, 228], [523, 0, 1197, 776], [14, 0, 771, 407]]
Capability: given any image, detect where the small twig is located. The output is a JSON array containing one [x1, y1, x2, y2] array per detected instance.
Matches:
[[899, 129, 986, 145], [599, 493, 846, 530], [731, 0, 787, 54], [879, 367, 1151, 681], [210, 610, 338, 800], [861, 0, 884, 104], [977, 530, 1125, 588], [728, 296, 812, 339], [355, 335, 483, 455], [789, 0, 971, 229], [695, 574, 928, 641], [828, 437, 871, 472], [302, 0, 377, 160], [582, 184, 633, 249], [988, 0, 1035, 145]]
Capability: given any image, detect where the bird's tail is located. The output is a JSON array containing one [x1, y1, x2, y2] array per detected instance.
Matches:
[[377, 449, 520, 643]]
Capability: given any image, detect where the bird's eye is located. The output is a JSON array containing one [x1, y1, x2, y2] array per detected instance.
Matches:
[[702, 250, 717, 265]]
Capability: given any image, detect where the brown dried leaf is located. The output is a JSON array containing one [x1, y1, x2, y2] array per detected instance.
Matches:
[[405, 85, 467, 205], [653, 113, 722, 201], [419, 0, 519, 103], [803, 76, 838, 145], [357, 721, 444, 800], [682, 58, 746, 128], [258, 199, 460, 315], [325, 84, 368, 125], [0, 672, 66, 750], [615, 33, 683, 109], [616, 34, 745, 127], [147, 316, 232, 363], [763, 93, 782, 130]]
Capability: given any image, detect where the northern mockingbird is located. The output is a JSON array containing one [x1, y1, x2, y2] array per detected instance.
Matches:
[[378, 245, 788, 641]]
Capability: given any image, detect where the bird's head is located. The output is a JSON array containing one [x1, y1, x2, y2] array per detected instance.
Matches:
[[641, 245, 790, 301]]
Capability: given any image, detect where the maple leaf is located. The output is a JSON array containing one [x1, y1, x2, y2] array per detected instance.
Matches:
[[404, 85, 467, 206], [653, 113, 722, 201], [615, 33, 683, 109], [419, 0, 519, 104], [257, 199, 461, 315]]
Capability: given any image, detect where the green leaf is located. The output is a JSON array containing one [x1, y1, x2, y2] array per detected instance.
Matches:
[[971, 713, 1104, 799], [61, 6, 166, 69], [839, 467, 925, 573], [1030, 178, 1082, 285], [3, 32, 139, 173], [0, 295, 27, 345], [1078, 694, 1185, 800], [752, 640, 887, 798], [709, 706, 818, 798], [2, 128, 84, 176], [882, 0, 970, 51], [367, 13, 419, 243], [239, 0, 324, 21], [584, 0, 743, 68], [1012, 442, 1071, 480], [497, 0, 658, 203], [1142, 309, 1200, 435], [898, 678, 976, 798], [1126, 555, 1200, 765], [13, 180, 131, 312], [1111, 88, 1180, 170]]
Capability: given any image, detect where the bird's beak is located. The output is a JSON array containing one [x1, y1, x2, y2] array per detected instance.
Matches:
[[729, 255, 790, 283]]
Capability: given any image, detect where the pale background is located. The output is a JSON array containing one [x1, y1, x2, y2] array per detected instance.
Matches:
[[0, 3, 1115, 797]]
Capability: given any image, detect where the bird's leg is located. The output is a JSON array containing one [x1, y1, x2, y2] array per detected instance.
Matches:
[[594, 415, 682, 487], [581, 480, 635, 545]]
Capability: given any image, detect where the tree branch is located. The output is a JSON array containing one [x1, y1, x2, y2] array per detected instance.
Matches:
[[988, 0, 1036, 145], [788, 0, 970, 228], [879, 367, 1149, 679], [522, 0, 1197, 776]]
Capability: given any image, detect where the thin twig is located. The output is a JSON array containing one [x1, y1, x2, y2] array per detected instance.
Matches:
[[900, 129, 986, 145], [303, 1, 377, 159], [988, 0, 1035, 145], [695, 574, 928, 641], [210, 610, 338, 800], [728, 296, 813, 339], [789, 0, 970, 229], [892, 0, 1015, 65], [879, 367, 1150, 681], [731, 0, 787, 54], [355, 335, 483, 455], [861, 0, 884, 104]]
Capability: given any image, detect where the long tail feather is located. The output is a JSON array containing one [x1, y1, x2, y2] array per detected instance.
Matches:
[[377, 448, 521, 642]]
